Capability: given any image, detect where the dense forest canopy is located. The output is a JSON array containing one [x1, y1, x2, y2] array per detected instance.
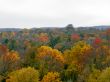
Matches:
[[0, 24, 110, 82]]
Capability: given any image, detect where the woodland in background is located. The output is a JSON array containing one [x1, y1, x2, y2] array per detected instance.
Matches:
[[0, 24, 110, 82]]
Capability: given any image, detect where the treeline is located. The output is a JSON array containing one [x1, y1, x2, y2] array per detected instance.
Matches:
[[0, 26, 110, 82]]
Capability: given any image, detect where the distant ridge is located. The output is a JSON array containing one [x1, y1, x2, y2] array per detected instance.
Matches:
[[92, 25, 110, 30], [0, 28, 22, 32], [0, 25, 110, 32]]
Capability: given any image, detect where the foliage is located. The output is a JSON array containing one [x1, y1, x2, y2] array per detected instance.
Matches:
[[41, 72, 62, 82], [64, 41, 92, 71], [6, 67, 39, 82], [0, 50, 20, 75], [22, 47, 38, 67], [71, 33, 80, 41], [36, 46, 64, 79], [2, 50, 20, 63], [0, 75, 5, 82], [62, 64, 78, 82], [97, 67, 110, 82], [37, 46, 64, 64], [86, 68, 101, 82], [0, 27, 109, 82]]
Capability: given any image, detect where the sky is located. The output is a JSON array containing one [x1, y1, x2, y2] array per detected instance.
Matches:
[[0, 0, 110, 28]]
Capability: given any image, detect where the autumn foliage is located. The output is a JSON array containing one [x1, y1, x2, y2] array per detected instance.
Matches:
[[64, 41, 92, 71], [6, 67, 39, 82], [2, 50, 20, 63], [0, 27, 110, 82], [41, 72, 62, 82], [37, 46, 64, 64]]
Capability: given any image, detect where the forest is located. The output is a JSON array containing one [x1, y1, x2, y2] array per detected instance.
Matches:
[[0, 25, 110, 82]]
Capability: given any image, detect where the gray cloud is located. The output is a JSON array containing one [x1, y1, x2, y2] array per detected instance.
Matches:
[[0, 0, 110, 28]]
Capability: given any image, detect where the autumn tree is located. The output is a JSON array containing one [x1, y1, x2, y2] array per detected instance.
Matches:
[[71, 33, 80, 41], [36, 46, 64, 78], [22, 46, 38, 67], [93, 45, 110, 70], [93, 37, 102, 47], [61, 64, 78, 82], [41, 72, 62, 82], [0, 75, 5, 82], [6, 67, 39, 82], [37, 33, 49, 44], [106, 28, 110, 47], [0, 50, 20, 75], [62, 41, 92, 82], [86, 67, 101, 82], [97, 67, 110, 82], [0, 44, 8, 55], [64, 41, 92, 71]]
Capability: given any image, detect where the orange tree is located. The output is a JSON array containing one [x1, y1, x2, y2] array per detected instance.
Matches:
[[0, 50, 20, 75], [36, 46, 64, 79]]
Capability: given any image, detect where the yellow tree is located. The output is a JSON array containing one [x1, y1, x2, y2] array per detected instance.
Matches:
[[6, 67, 39, 82], [86, 68, 101, 82], [64, 41, 92, 71], [41, 72, 62, 82], [63, 41, 92, 82], [97, 67, 110, 82], [36, 46, 64, 78]]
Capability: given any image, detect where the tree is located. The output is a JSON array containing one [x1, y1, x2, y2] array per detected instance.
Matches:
[[71, 33, 80, 41], [93, 37, 102, 47], [41, 72, 62, 82], [8, 39, 17, 51], [6, 67, 39, 82], [0, 75, 5, 82], [0, 44, 8, 55], [97, 67, 110, 82], [37, 33, 49, 44], [23, 47, 38, 67], [86, 68, 101, 82], [49, 36, 60, 48], [64, 41, 92, 71], [62, 64, 78, 82], [63, 41, 92, 81], [93, 45, 110, 70], [65, 24, 75, 35], [36, 46, 64, 78], [0, 50, 20, 75], [106, 28, 110, 47]]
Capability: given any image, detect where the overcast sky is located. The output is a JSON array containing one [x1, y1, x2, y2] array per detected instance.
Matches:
[[0, 0, 110, 28]]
